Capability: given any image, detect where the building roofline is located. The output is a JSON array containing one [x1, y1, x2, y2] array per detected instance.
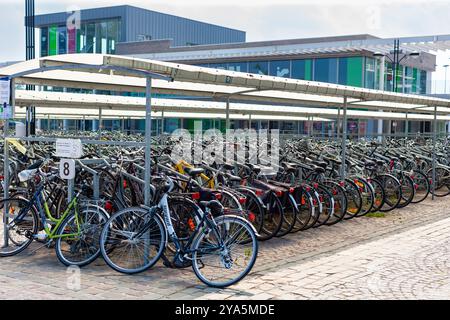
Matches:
[[34, 4, 246, 34]]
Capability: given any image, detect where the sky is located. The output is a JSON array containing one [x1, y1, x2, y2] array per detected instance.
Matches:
[[1, 0, 450, 92]]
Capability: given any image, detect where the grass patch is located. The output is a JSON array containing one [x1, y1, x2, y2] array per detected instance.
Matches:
[[365, 212, 386, 218]]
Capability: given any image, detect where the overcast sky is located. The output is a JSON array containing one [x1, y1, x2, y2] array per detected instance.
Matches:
[[1, 0, 450, 92]]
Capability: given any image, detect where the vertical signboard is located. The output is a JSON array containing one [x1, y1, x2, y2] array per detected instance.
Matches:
[[0, 79, 12, 119]]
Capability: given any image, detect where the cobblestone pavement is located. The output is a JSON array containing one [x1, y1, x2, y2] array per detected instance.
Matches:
[[0, 196, 449, 300]]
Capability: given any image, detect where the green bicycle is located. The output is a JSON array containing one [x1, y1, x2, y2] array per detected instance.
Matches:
[[0, 160, 108, 267]]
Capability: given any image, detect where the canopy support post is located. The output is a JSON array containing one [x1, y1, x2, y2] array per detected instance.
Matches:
[[144, 77, 152, 206], [226, 98, 230, 131], [98, 107, 102, 139], [336, 106, 341, 142], [2, 138, 10, 247], [432, 105, 437, 201], [340, 96, 348, 179]]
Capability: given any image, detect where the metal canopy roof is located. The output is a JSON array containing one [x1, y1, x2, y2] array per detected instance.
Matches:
[[131, 34, 450, 63], [1, 54, 450, 116], [13, 90, 450, 122]]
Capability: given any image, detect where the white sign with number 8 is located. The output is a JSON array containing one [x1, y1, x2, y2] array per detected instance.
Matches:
[[60, 159, 76, 180]]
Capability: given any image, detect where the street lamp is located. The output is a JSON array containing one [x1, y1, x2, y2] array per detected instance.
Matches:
[[373, 39, 420, 93]]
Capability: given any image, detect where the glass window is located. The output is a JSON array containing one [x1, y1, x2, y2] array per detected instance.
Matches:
[[420, 70, 427, 94], [269, 60, 290, 78], [107, 20, 119, 54], [86, 23, 96, 53], [364, 57, 376, 89], [227, 62, 247, 73], [40, 27, 48, 57], [291, 59, 312, 80], [314, 58, 338, 83], [385, 62, 394, 91], [209, 63, 226, 70], [58, 26, 67, 55], [403, 66, 414, 94], [96, 22, 107, 54], [77, 24, 86, 53], [48, 26, 58, 56], [249, 61, 269, 75], [67, 27, 76, 54], [338, 58, 347, 85]]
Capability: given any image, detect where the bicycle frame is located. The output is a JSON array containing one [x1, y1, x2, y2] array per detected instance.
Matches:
[[14, 184, 81, 240]]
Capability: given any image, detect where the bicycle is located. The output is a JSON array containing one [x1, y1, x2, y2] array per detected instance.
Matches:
[[0, 159, 108, 267], [99, 174, 259, 288]]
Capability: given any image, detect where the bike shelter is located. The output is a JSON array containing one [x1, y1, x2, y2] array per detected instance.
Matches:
[[1, 53, 450, 246]]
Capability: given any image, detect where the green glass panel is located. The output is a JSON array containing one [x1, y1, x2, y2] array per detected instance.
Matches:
[[346, 57, 363, 87], [48, 26, 58, 56], [305, 60, 312, 80]]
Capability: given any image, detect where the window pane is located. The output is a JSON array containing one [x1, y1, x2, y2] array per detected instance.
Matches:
[[227, 62, 247, 73], [364, 57, 376, 89], [291, 59, 312, 80], [96, 22, 107, 54], [249, 61, 269, 75], [314, 58, 338, 83], [269, 60, 290, 78], [58, 26, 67, 54], [209, 63, 226, 70], [86, 23, 96, 53], [107, 20, 119, 54], [40, 27, 48, 57], [48, 26, 58, 56], [338, 58, 347, 85]]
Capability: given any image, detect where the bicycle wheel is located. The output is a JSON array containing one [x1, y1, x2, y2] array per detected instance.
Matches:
[[369, 178, 385, 212], [291, 187, 313, 232], [191, 215, 258, 288], [313, 185, 334, 227], [259, 191, 283, 240], [427, 167, 450, 197], [353, 177, 375, 217], [100, 207, 166, 274], [240, 191, 265, 239], [304, 188, 322, 229], [323, 181, 347, 226], [377, 174, 402, 212], [343, 180, 363, 219], [410, 170, 430, 204], [0, 198, 38, 257], [396, 174, 415, 209], [276, 193, 298, 236], [55, 206, 109, 267]]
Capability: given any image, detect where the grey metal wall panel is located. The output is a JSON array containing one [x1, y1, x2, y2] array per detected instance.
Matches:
[[35, 5, 246, 46]]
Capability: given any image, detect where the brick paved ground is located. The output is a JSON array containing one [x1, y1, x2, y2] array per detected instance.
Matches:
[[0, 196, 449, 300]]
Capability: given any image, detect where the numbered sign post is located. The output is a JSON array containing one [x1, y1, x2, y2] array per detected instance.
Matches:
[[59, 159, 76, 180]]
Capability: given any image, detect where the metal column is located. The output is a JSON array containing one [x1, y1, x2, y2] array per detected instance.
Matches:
[[340, 97, 348, 179], [2, 138, 10, 247], [98, 107, 102, 138], [432, 105, 437, 200], [144, 77, 152, 206], [405, 112, 409, 138], [225, 98, 230, 130]]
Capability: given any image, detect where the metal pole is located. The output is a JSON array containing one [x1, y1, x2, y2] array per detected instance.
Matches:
[[3, 138, 10, 247], [226, 98, 230, 131], [340, 96, 348, 179], [144, 77, 152, 206], [161, 109, 165, 135], [432, 105, 437, 200], [47, 114, 50, 132], [98, 107, 102, 138], [405, 112, 409, 138], [336, 106, 341, 141]]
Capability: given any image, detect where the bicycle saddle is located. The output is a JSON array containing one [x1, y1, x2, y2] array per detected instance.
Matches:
[[199, 200, 224, 217], [225, 173, 242, 182], [222, 163, 235, 171], [247, 164, 261, 174], [312, 165, 326, 174], [281, 162, 298, 173], [184, 167, 205, 177]]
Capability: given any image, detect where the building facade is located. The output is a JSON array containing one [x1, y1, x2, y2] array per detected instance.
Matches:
[[36, 5, 245, 57], [31, 5, 445, 136]]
